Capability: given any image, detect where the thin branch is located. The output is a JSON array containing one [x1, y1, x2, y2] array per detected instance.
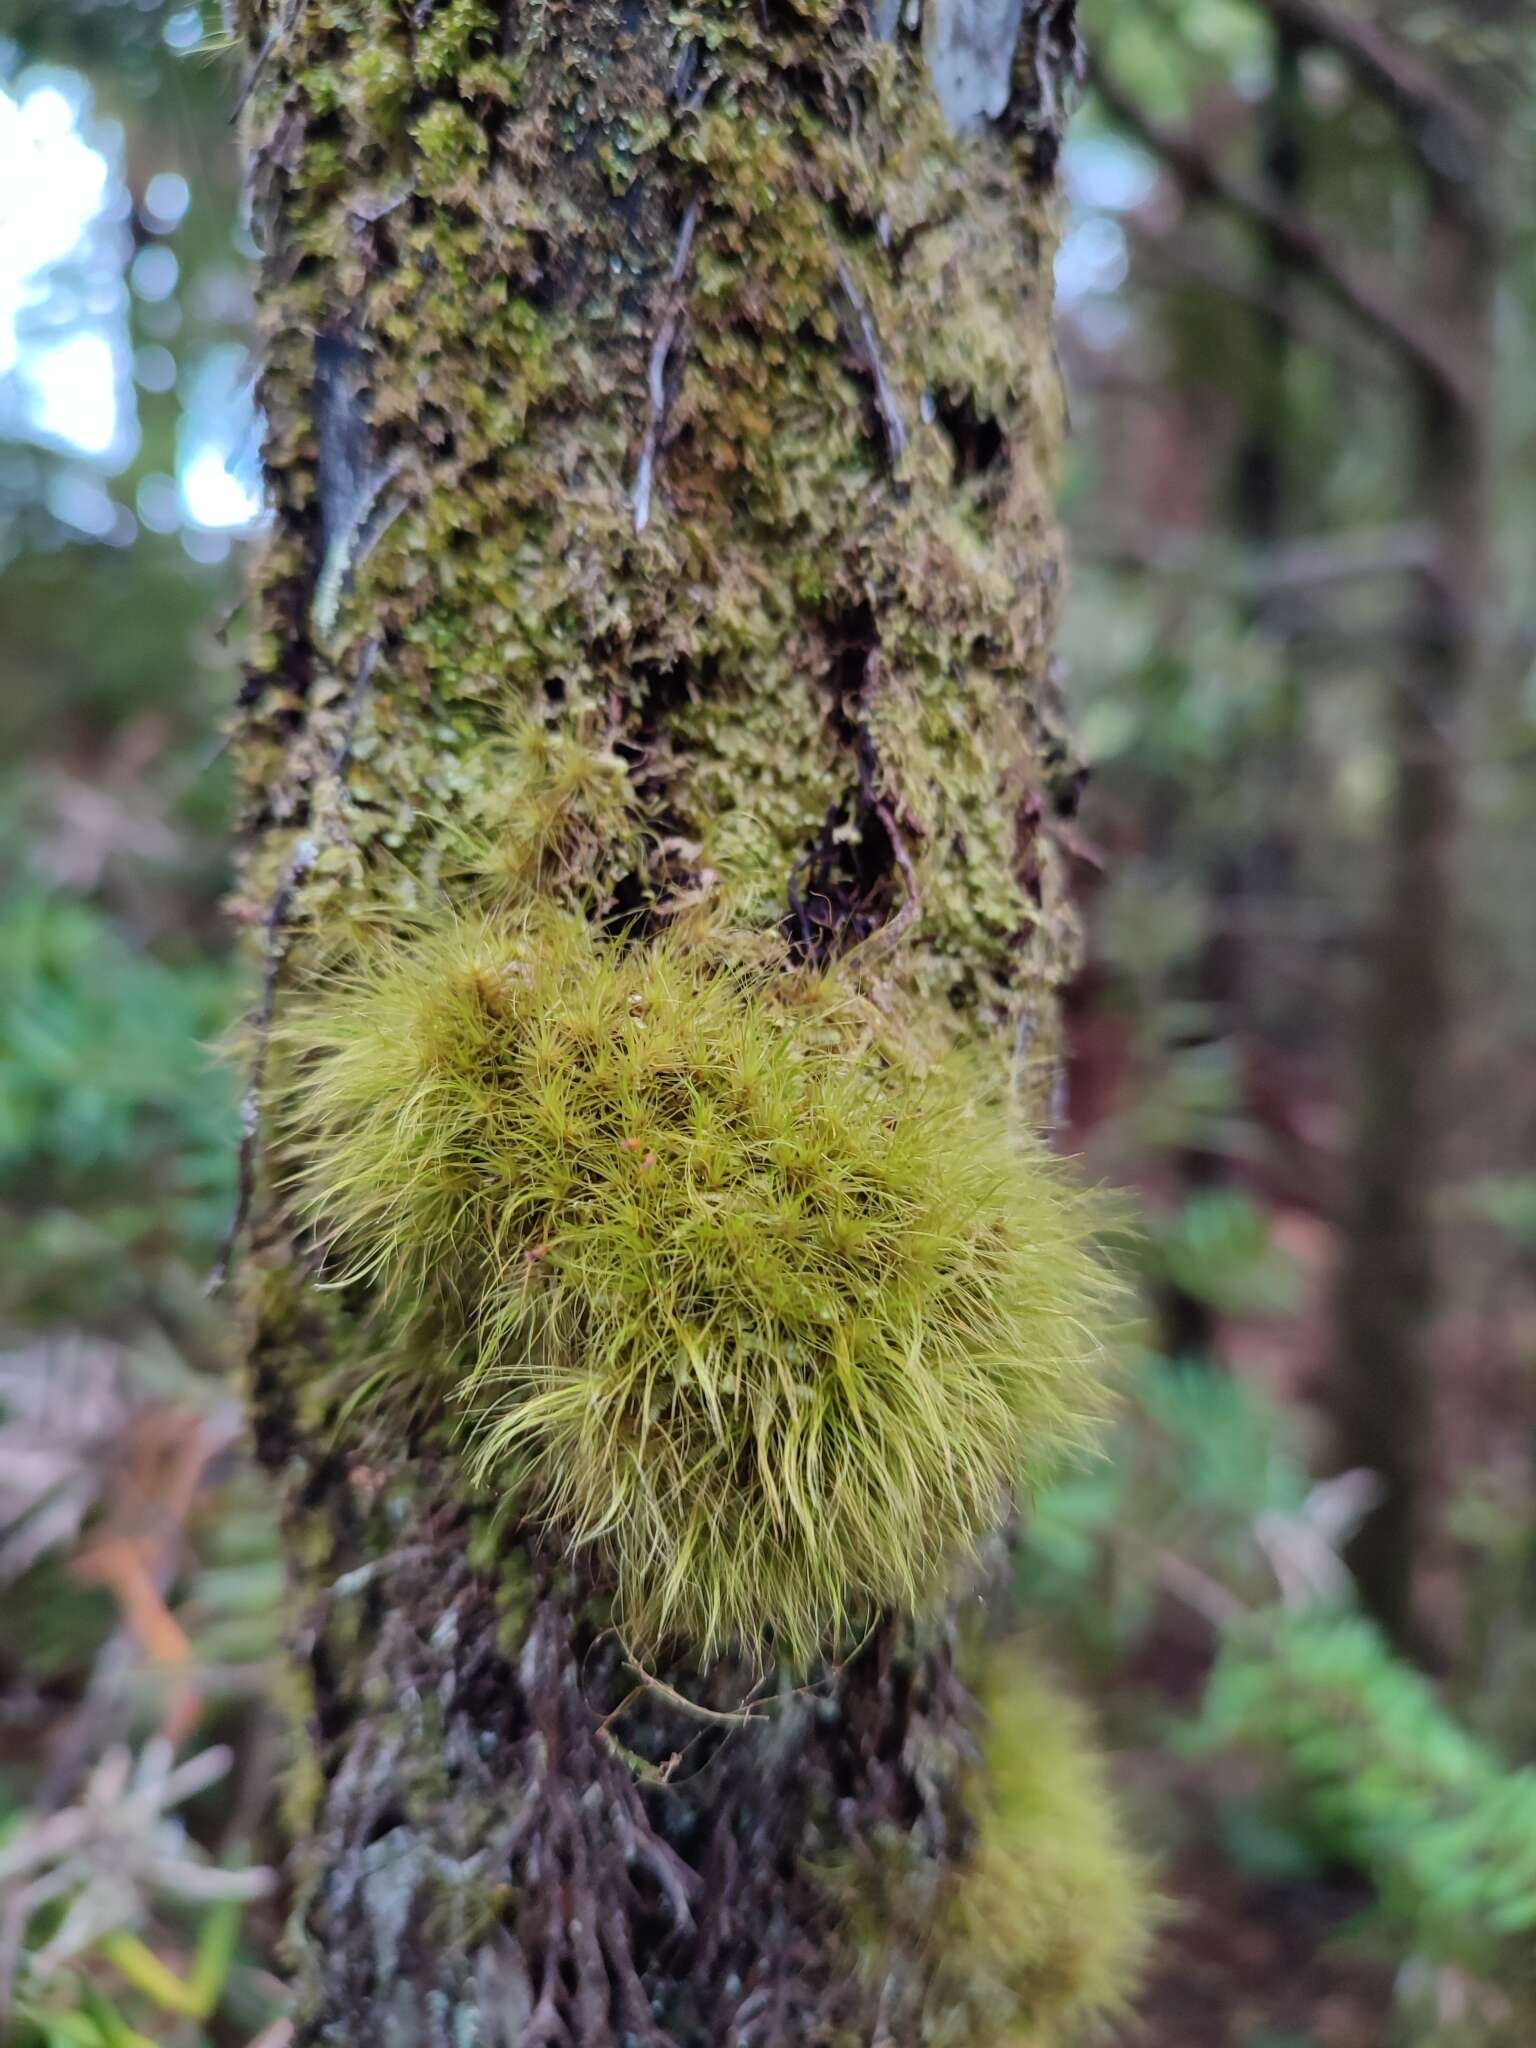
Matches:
[[1111, 214, 1394, 386], [1091, 59, 1470, 405], [1243, 525, 1440, 596], [615, 1643, 769, 1728], [1156, 1549, 1247, 1627], [1249, 0, 1486, 177], [1078, 522, 1440, 598]]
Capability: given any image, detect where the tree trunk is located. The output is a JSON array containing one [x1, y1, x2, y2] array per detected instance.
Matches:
[[1154, 22, 1306, 1368], [1334, 158, 1498, 1650], [231, 4, 1133, 2041]]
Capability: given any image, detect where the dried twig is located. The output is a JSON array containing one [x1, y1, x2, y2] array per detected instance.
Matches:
[[615, 1615, 880, 1731], [615, 1642, 771, 1728]]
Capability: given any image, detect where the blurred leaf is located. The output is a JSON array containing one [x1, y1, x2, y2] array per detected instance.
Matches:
[[1218, 1797, 1321, 1884], [1143, 1191, 1300, 1318], [1458, 1174, 1536, 1248], [1200, 1608, 1536, 1982]]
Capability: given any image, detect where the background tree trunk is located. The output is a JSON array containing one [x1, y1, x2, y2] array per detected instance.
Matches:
[[1154, 19, 1306, 1369], [232, 3, 1099, 2039], [1333, 140, 1498, 1650]]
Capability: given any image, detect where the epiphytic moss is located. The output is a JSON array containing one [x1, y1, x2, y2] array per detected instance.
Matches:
[[840, 1648, 1156, 2044], [450, 717, 649, 910], [235, 0, 1110, 2029], [238, 0, 1080, 1056], [275, 909, 1116, 1664]]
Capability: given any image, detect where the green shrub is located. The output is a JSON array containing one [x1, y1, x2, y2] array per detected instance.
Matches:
[[0, 890, 239, 1315]]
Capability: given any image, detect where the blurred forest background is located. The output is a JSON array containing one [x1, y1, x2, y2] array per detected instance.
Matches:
[[1, 2, 1533, 2043]]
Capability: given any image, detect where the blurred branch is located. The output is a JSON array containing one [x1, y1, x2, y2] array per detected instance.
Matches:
[[1157, 1549, 1246, 1626], [1115, 216, 1395, 385], [1079, 522, 1439, 597], [1090, 61, 1470, 404], [1250, 0, 1487, 176], [1250, 526, 1439, 595]]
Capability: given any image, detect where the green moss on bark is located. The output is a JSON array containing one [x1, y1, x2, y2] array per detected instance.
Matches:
[[837, 1648, 1155, 2045], [237, 0, 1078, 1061], [233, 0, 1111, 2037]]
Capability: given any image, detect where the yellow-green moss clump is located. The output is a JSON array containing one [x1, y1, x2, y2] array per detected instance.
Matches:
[[275, 911, 1114, 1664], [451, 719, 647, 910], [845, 1652, 1156, 2044]]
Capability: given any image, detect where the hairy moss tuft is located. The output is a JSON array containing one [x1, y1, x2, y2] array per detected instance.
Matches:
[[451, 720, 647, 911], [842, 1650, 1156, 2043], [276, 913, 1116, 1663]]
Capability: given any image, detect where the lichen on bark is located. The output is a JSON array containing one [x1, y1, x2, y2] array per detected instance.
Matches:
[[230, 2, 1140, 2041]]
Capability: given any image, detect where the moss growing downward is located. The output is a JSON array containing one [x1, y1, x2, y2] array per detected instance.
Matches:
[[843, 1650, 1156, 2043], [276, 911, 1114, 1663]]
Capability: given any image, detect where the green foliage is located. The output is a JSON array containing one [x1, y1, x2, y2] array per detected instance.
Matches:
[[1459, 1172, 1536, 1249], [1201, 1607, 1536, 1979], [0, 891, 233, 1191], [1019, 1355, 1310, 1652], [276, 908, 1117, 1663], [0, 890, 239, 1318], [1131, 1357, 1311, 1521], [1140, 1189, 1300, 1318], [843, 1651, 1155, 2045], [1086, 0, 1272, 124], [8, 1889, 279, 2048], [1067, 573, 1293, 795]]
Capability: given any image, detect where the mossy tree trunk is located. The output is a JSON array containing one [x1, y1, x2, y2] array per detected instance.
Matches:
[[231, 4, 1125, 2042]]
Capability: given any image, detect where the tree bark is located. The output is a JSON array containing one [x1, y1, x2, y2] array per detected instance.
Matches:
[[1155, 22, 1307, 1369], [1334, 155, 1498, 1650], [231, 4, 1103, 2039]]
